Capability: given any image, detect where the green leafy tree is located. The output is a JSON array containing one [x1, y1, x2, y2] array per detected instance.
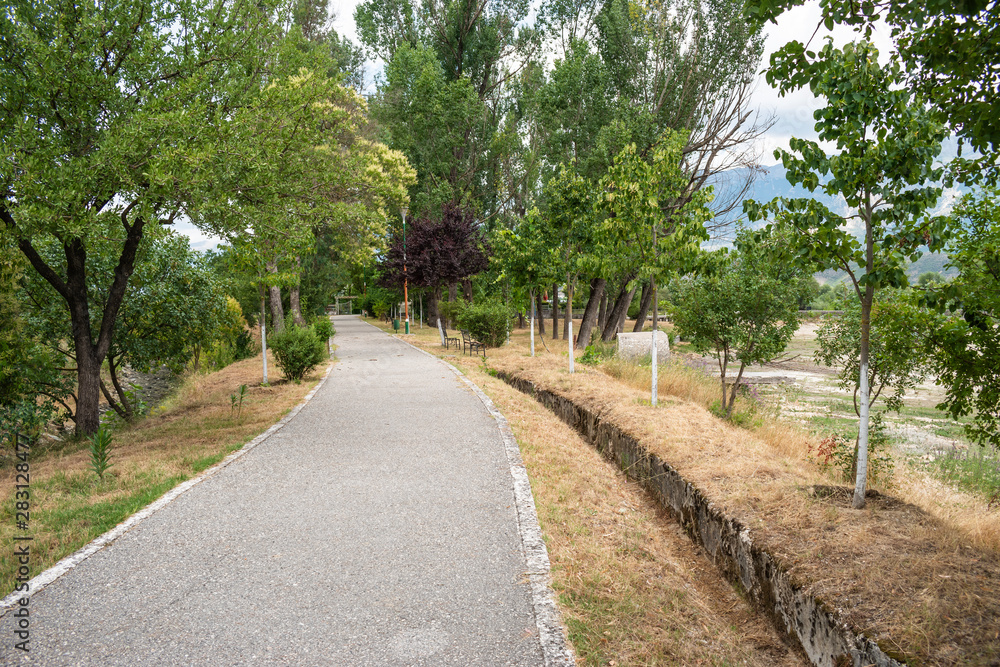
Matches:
[[358, 0, 539, 220], [924, 191, 1000, 448], [670, 229, 807, 417], [0, 0, 328, 435], [20, 230, 226, 424], [596, 130, 713, 342], [816, 290, 933, 416], [744, 39, 949, 508], [745, 0, 1000, 179]]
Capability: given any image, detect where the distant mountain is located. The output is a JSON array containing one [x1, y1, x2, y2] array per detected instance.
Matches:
[[710, 164, 968, 281], [732, 165, 971, 220]]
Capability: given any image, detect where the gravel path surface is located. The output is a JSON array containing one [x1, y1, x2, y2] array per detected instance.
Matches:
[[1, 316, 551, 666]]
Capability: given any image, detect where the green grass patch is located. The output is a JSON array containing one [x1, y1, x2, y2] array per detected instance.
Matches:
[[932, 445, 1000, 500]]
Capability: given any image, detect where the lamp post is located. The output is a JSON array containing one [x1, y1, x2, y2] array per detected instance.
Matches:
[[402, 206, 410, 334]]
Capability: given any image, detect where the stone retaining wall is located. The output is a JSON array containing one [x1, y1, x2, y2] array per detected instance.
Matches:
[[496, 370, 906, 667]]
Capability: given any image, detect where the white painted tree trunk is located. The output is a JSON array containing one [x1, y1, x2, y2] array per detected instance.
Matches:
[[260, 298, 268, 385], [854, 363, 871, 508], [530, 289, 535, 357]]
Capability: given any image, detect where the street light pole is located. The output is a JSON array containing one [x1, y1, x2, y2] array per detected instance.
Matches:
[[402, 206, 410, 335]]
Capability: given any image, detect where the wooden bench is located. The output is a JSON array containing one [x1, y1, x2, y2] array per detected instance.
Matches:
[[461, 329, 486, 358]]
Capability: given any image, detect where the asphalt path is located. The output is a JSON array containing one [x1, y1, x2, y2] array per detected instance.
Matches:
[[1, 316, 558, 665]]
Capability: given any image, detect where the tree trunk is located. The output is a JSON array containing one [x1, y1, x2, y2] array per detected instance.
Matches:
[[463, 278, 473, 303], [518, 311, 525, 329], [551, 283, 559, 340], [428, 286, 442, 326], [266, 261, 285, 332], [536, 292, 546, 335], [576, 278, 606, 350], [601, 273, 638, 342], [617, 284, 635, 333], [9, 213, 145, 436], [597, 290, 608, 332], [855, 285, 875, 509], [633, 280, 654, 332], [289, 285, 306, 326], [289, 257, 306, 326]]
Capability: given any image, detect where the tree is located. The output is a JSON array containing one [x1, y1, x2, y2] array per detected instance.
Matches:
[[595, 130, 713, 343], [20, 230, 226, 423], [816, 289, 933, 417], [0, 0, 319, 435], [357, 0, 540, 220], [924, 190, 1000, 448], [745, 0, 1000, 178], [379, 203, 490, 322], [745, 39, 949, 508], [670, 229, 807, 417]]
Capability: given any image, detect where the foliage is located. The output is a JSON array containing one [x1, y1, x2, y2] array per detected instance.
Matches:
[[456, 299, 514, 348], [312, 315, 335, 342], [268, 320, 328, 382], [816, 290, 933, 416], [923, 190, 1000, 448], [744, 38, 948, 508], [669, 228, 806, 418], [597, 131, 713, 275], [380, 203, 490, 291], [579, 340, 617, 366], [918, 271, 946, 286], [0, 240, 72, 437], [357, 0, 537, 219], [744, 0, 1000, 178], [88, 427, 114, 480]]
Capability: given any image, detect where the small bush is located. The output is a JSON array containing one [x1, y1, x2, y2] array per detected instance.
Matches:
[[268, 320, 327, 382], [312, 314, 334, 341], [580, 340, 616, 365], [809, 412, 895, 487], [457, 299, 513, 348], [233, 329, 256, 360]]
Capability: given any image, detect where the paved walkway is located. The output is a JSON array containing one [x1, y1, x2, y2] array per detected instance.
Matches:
[[2, 316, 565, 665]]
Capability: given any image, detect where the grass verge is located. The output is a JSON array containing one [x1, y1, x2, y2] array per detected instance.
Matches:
[[0, 351, 328, 597]]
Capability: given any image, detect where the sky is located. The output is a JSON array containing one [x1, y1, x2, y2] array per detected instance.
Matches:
[[177, 0, 895, 252]]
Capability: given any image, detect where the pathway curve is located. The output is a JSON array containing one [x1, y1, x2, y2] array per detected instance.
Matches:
[[2, 316, 561, 665]]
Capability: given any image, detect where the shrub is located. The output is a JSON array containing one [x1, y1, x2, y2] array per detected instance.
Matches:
[[809, 412, 895, 487], [312, 314, 334, 341], [457, 299, 513, 348], [268, 319, 327, 382]]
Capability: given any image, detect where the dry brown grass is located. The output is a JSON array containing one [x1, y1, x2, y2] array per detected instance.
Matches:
[[394, 318, 1000, 665], [376, 318, 803, 664], [0, 351, 328, 596]]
